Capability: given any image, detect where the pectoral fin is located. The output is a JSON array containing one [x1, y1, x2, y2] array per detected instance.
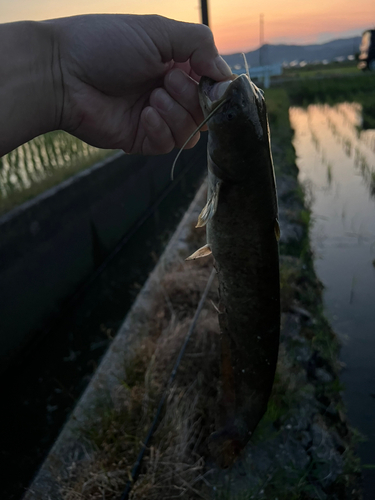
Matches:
[[196, 180, 222, 228], [274, 218, 280, 241], [186, 244, 212, 261]]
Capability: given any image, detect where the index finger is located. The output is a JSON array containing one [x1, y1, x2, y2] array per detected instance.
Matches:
[[171, 61, 201, 83], [145, 16, 232, 81]]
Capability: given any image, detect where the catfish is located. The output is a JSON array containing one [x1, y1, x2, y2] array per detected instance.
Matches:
[[188, 74, 280, 467]]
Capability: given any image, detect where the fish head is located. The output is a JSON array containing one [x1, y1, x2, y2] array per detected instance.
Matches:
[[199, 74, 271, 181]]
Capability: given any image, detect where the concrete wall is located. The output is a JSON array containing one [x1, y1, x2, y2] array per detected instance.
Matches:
[[0, 141, 207, 368]]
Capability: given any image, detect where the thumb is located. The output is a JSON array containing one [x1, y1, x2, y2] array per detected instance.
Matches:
[[146, 16, 232, 81]]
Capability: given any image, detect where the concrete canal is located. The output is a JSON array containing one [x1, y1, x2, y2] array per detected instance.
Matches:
[[290, 102, 375, 498], [0, 144, 207, 500]]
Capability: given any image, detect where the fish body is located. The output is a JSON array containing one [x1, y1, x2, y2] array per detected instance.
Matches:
[[196, 74, 280, 466]]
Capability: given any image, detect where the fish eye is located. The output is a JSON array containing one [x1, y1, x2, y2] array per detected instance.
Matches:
[[227, 112, 234, 120]]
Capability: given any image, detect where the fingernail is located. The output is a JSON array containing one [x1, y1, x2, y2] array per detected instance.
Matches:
[[215, 55, 232, 78], [154, 89, 174, 113], [168, 70, 189, 94], [145, 108, 160, 128]]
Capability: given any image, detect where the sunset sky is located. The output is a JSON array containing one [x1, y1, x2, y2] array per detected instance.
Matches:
[[1, 0, 374, 54]]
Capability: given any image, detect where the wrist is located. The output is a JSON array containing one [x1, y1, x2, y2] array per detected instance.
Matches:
[[0, 20, 63, 155]]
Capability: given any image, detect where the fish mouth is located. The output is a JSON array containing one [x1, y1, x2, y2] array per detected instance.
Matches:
[[205, 76, 237, 103], [199, 74, 238, 111], [199, 74, 264, 113]]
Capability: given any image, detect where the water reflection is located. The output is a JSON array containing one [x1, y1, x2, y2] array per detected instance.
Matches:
[[0, 132, 109, 199], [290, 103, 375, 497]]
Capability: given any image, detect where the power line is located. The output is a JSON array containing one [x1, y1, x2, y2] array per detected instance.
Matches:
[[259, 13, 264, 66], [201, 0, 209, 26]]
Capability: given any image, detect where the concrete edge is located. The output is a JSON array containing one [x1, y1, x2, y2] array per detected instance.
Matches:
[[23, 180, 207, 500], [0, 151, 123, 224]]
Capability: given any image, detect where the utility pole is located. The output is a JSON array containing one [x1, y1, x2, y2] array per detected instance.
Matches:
[[259, 13, 264, 66], [201, 0, 209, 26]]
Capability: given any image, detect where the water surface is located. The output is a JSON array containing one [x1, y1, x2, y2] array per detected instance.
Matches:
[[0, 132, 112, 212], [290, 103, 375, 497]]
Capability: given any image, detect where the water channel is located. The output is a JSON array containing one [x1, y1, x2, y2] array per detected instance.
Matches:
[[290, 103, 375, 498], [0, 153, 206, 500]]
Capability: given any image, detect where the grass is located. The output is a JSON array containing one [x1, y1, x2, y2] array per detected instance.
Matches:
[[57, 75, 365, 499], [265, 87, 298, 178], [60, 255, 222, 500], [62, 244, 346, 499], [282, 60, 360, 79], [59, 193, 361, 500]]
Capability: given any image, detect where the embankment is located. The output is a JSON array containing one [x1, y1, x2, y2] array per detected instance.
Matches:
[[24, 90, 362, 500]]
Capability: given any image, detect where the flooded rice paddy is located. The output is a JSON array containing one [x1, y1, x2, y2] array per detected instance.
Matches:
[[290, 103, 375, 497], [0, 131, 111, 211]]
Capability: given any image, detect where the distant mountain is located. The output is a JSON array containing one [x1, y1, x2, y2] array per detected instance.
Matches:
[[222, 36, 361, 67]]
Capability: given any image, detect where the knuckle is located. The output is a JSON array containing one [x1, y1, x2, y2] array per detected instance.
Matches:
[[144, 14, 164, 27], [156, 133, 175, 154], [194, 24, 214, 45]]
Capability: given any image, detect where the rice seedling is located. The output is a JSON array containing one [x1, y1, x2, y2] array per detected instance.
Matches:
[[0, 131, 114, 215]]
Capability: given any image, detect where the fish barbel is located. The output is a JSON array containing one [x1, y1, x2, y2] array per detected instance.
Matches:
[[189, 74, 280, 467]]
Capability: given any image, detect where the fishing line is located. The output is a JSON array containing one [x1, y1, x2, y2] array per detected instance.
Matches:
[[120, 268, 216, 500]]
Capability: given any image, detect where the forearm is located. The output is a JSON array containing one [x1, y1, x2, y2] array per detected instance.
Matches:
[[0, 21, 61, 156]]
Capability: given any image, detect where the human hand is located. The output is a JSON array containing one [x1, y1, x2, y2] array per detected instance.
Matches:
[[49, 15, 232, 155]]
